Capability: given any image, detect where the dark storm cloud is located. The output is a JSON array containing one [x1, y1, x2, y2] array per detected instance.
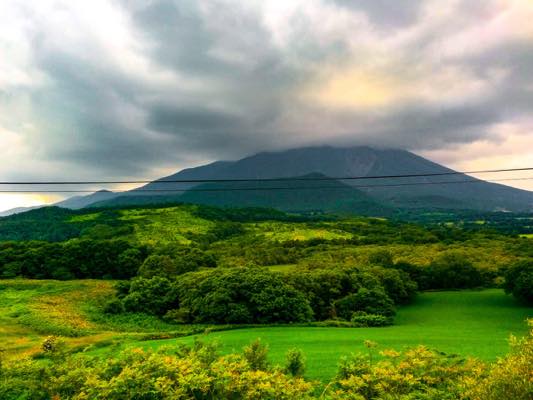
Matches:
[[149, 105, 243, 133], [1, 0, 532, 185]]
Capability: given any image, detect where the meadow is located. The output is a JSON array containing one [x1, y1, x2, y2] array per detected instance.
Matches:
[[115, 289, 532, 381], [1, 279, 529, 382]]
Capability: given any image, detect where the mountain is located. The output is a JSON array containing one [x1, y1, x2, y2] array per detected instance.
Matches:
[[178, 173, 392, 215], [66, 146, 533, 213]]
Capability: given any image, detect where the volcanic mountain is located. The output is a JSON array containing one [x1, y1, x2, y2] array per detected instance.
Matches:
[[87, 146, 533, 213]]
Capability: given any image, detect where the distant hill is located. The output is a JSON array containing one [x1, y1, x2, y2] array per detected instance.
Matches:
[[55, 190, 117, 209], [26, 145, 531, 214], [0, 206, 42, 217]]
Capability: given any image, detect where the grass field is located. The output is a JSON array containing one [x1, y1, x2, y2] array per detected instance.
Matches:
[[132, 289, 531, 381], [1, 280, 530, 382]]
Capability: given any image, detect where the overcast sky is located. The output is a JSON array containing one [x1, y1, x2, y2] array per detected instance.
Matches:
[[1, 0, 532, 211]]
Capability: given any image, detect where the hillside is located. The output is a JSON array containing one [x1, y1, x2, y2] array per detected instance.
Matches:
[[102, 173, 391, 216]]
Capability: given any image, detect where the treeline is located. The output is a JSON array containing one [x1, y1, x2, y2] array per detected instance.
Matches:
[[2, 325, 531, 399], [0, 204, 324, 242], [0, 240, 148, 280], [106, 266, 417, 325], [0, 207, 137, 242], [0, 240, 220, 280]]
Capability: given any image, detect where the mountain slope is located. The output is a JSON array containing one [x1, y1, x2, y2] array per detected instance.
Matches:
[[178, 173, 392, 215], [59, 146, 533, 213], [131, 146, 533, 212]]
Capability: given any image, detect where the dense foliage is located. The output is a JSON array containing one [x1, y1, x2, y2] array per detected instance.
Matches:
[[1, 322, 531, 399], [503, 259, 533, 304], [0, 239, 148, 279], [110, 266, 416, 324], [0, 203, 531, 325]]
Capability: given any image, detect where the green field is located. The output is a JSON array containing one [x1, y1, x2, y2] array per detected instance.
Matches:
[[1, 279, 530, 382], [118, 289, 531, 381]]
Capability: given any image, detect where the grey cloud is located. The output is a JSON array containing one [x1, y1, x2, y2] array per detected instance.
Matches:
[[1, 0, 531, 184], [330, 0, 424, 28], [148, 105, 243, 133]]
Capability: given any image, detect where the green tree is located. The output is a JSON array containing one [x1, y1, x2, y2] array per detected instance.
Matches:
[[504, 260, 533, 304]]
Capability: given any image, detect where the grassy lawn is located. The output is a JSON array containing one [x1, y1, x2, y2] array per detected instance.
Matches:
[[1, 280, 530, 382], [135, 289, 531, 381]]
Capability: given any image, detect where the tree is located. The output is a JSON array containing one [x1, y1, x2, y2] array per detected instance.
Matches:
[[137, 255, 177, 279], [334, 288, 395, 320], [425, 251, 484, 289], [504, 260, 533, 304]]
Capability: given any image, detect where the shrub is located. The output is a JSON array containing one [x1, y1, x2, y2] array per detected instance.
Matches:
[[41, 336, 66, 358], [464, 320, 533, 400], [284, 348, 306, 377], [503, 260, 533, 304], [137, 255, 177, 278], [332, 344, 482, 399], [122, 276, 179, 315], [334, 288, 395, 320], [243, 339, 270, 371], [350, 311, 393, 327], [424, 251, 485, 289], [103, 298, 124, 314]]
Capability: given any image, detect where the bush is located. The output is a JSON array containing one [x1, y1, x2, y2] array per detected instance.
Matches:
[[334, 288, 395, 320], [332, 344, 482, 399], [243, 339, 270, 371], [41, 336, 66, 358], [350, 311, 393, 327], [103, 298, 124, 314], [284, 348, 306, 377], [0, 343, 314, 399], [424, 251, 485, 289], [464, 320, 533, 400], [504, 260, 533, 304], [137, 255, 178, 278], [122, 276, 179, 315]]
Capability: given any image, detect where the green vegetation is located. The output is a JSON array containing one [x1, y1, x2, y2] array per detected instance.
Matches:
[[0, 301, 531, 399], [122, 289, 531, 381], [0, 202, 531, 397], [504, 259, 533, 304]]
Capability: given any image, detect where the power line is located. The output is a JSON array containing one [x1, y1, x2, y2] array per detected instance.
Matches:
[[0, 167, 532, 185], [1, 177, 532, 193]]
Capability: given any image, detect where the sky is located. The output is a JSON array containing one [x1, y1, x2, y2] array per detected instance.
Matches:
[[1, 0, 533, 211]]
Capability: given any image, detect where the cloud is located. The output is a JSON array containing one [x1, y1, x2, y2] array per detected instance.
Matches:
[[0, 0, 531, 198], [329, 0, 424, 29]]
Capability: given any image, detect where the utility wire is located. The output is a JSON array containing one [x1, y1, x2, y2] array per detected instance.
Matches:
[[1, 177, 532, 193], [0, 167, 532, 185]]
